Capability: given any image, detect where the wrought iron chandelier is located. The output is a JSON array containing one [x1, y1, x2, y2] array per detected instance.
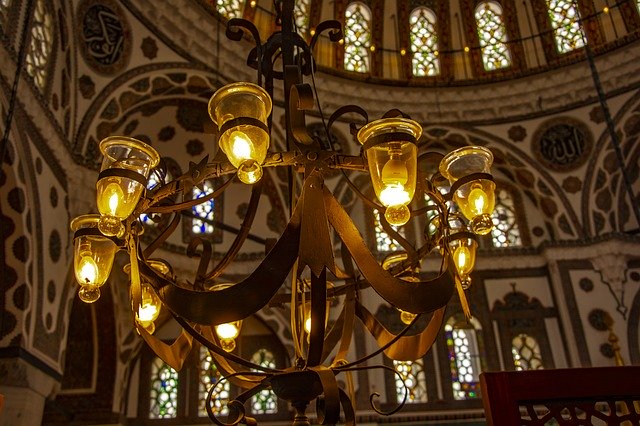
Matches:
[[69, 1, 496, 424]]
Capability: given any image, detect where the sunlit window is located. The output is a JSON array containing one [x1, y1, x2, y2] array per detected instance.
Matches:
[[192, 181, 216, 234], [25, 0, 53, 91], [344, 2, 372, 73], [374, 210, 404, 252], [216, 0, 243, 19], [445, 318, 482, 400], [393, 360, 428, 403], [139, 172, 169, 226], [294, 0, 311, 34], [199, 346, 230, 417], [475, 2, 511, 71], [490, 188, 522, 247], [410, 7, 440, 76], [250, 349, 278, 414], [546, 0, 585, 53], [149, 357, 179, 419], [512, 333, 544, 370]]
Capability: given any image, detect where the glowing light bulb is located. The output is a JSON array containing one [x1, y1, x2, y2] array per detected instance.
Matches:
[[385, 204, 410, 226], [102, 182, 124, 216], [304, 316, 312, 334], [469, 186, 488, 216], [109, 192, 119, 215], [78, 256, 98, 285], [381, 157, 408, 186], [78, 285, 100, 303], [230, 130, 253, 160], [379, 184, 411, 207], [216, 323, 239, 340], [138, 302, 159, 323], [454, 245, 472, 276]]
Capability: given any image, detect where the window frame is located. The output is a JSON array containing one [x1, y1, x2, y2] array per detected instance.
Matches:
[[181, 178, 224, 244]]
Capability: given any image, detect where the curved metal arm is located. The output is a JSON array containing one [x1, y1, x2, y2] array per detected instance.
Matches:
[[226, 18, 263, 83], [310, 20, 343, 50], [327, 105, 369, 146]]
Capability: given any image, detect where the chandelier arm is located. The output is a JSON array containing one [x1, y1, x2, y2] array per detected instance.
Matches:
[[203, 179, 264, 281], [288, 82, 317, 148], [337, 388, 357, 426], [205, 376, 263, 426], [339, 170, 382, 211], [381, 109, 411, 119], [309, 20, 343, 50], [310, 366, 341, 425], [326, 105, 368, 145], [146, 176, 234, 214], [319, 303, 348, 364], [336, 365, 407, 416], [186, 237, 212, 289], [377, 214, 417, 258], [142, 211, 181, 258], [325, 187, 455, 313], [226, 18, 263, 84], [136, 323, 194, 371]]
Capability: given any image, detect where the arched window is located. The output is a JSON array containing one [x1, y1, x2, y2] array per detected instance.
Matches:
[[344, 2, 372, 73], [445, 317, 482, 400], [199, 346, 230, 416], [409, 7, 440, 77], [393, 360, 428, 403], [294, 0, 311, 34], [25, 0, 53, 91], [149, 357, 179, 419], [512, 333, 544, 370], [216, 0, 244, 19], [250, 349, 278, 414], [475, 2, 511, 71], [374, 211, 404, 252], [192, 181, 216, 234], [490, 188, 522, 247], [545, 0, 585, 53]]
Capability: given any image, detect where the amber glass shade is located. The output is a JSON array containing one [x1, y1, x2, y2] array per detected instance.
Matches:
[[358, 118, 420, 226], [96, 137, 160, 236], [210, 283, 243, 352], [124, 260, 169, 334], [448, 234, 478, 289], [208, 83, 272, 184], [439, 146, 495, 235], [70, 215, 118, 303]]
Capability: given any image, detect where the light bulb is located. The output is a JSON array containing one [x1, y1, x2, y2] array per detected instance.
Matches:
[[78, 256, 98, 285], [379, 183, 411, 206], [138, 302, 160, 323], [381, 157, 408, 186], [78, 285, 100, 303], [454, 245, 472, 276], [469, 186, 488, 216], [385, 204, 410, 226], [237, 160, 263, 184], [230, 130, 252, 160], [216, 323, 239, 340], [304, 316, 312, 334], [103, 182, 124, 216]]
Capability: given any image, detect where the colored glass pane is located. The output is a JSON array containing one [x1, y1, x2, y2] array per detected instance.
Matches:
[[294, 0, 311, 34], [374, 210, 403, 252], [410, 7, 440, 76], [250, 349, 278, 414], [512, 333, 544, 370], [192, 181, 215, 234], [546, 0, 585, 53], [393, 360, 428, 403], [149, 357, 179, 419], [25, 0, 53, 91], [216, 0, 243, 19], [199, 346, 230, 417], [344, 2, 371, 72], [445, 322, 482, 400], [475, 2, 511, 71], [139, 172, 167, 226], [490, 188, 522, 247]]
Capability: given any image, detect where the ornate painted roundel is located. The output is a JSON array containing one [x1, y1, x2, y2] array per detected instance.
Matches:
[[77, 0, 131, 74], [532, 117, 593, 172]]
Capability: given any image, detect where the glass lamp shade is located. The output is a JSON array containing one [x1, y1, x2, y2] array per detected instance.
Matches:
[[439, 146, 495, 235], [448, 234, 478, 289], [209, 283, 243, 352], [208, 82, 272, 184], [357, 118, 421, 226], [381, 252, 420, 325], [124, 260, 169, 334], [96, 136, 160, 237], [70, 215, 119, 303]]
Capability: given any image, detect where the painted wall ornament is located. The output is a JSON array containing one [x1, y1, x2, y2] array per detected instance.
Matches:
[[532, 117, 593, 172]]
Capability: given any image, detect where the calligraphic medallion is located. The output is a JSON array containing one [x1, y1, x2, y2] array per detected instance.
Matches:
[[532, 117, 593, 172], [77, 0, 131, 74]]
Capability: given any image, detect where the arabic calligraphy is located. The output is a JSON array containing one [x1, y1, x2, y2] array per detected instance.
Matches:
[[80, 1, 130, 73], [535, 120, 592, 171]]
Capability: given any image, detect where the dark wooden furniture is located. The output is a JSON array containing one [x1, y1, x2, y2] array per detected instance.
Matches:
[[480, 367, 640, 425]]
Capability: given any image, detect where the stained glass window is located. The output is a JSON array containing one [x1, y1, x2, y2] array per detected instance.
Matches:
[[546, 0, 585, 53], [250, 349, 278, 414], [192, 181, 215, 234], [149, 357, 179, 419], [139, 172, 167, 226], [344, 2, 372, 73], [294, 0, 311, 34], [25, 0, 53, 91], [216, 0, 243, 19], [374, 211, 403, 252], [445, 319, 482, 400], [475, 2, 511, 71], [393, 360, 428, 403], [490, 188, 522, 247], [410, 7, 440, 77], [199, 346, 230, 417], [512, 333, 544, 370]]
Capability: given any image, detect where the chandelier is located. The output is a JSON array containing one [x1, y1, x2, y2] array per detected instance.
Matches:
[[69, 1, 496, 424]]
